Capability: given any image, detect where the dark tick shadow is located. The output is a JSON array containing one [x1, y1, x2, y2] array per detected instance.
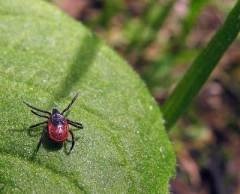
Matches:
[[41, 131, 63, 151], [51, 34, 101, 104], [30, 129, 69, 159], [29, 126, 81, 159]]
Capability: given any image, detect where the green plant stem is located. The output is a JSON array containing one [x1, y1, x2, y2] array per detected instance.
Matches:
[[142, 0, 208, 89], [162, 1, 240, 130], [126, 0, 175, 53], [98, 0, 123, 27], [177, 0, 209, 45]]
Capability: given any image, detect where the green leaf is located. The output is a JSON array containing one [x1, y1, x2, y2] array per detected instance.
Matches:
[[0, 0, 175, 193], [162, 1, 240, 130]]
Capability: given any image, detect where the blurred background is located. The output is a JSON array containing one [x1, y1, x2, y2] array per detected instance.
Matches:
[[51, 0, 239, 193]]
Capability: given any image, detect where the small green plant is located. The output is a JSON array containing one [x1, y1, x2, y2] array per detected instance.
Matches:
[[162, 0, 240, 129]]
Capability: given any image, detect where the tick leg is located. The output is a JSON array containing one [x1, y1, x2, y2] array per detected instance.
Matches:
[[31, 129, 45, 159], [61, 93, 79, 115], [36, 132, 43, 153], [29, 121, 47, 129], [67, 119, 83, 129], [31, 110, 49, 119], [23, 101, 51, 115], [28, 121, 47, 136], [66, 130, 75, 155]]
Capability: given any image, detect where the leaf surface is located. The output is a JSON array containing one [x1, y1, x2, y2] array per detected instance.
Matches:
[[0, 0, 175, 193]]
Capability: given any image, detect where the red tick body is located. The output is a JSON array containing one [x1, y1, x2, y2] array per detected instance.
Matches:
[[48, 120, 69, 142], [24, 93, 83, 154], [48, 109, 69, 142]]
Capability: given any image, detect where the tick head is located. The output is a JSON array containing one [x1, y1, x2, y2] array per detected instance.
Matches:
[[51, 108, 65, 125], [52, 108, 60, 115]]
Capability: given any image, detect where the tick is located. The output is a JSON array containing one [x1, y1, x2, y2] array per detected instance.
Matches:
[[24, 93, 83, 154]]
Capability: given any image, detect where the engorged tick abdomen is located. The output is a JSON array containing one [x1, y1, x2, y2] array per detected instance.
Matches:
[[48, 120, 69, 142]]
